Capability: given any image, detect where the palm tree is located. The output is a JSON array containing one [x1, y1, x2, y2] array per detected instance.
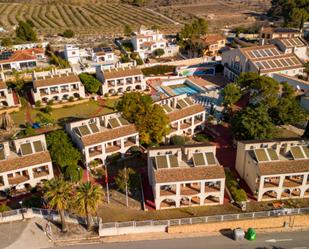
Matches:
[[44, 178, 72, 233], [75, 182, 104, 231]]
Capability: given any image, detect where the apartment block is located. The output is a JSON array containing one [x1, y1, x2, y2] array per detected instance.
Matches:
[[0, 134, 54, 191], [66, 112, 139, 167], [96, 67, 146, 96], [235, 138, 309, 201], [148, 144, 225, 209], [31, 68, 86, 104]]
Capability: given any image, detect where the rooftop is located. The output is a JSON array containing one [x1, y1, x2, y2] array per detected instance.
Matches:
[[33, 74, 80, 88], [103, 68, 143, 80]]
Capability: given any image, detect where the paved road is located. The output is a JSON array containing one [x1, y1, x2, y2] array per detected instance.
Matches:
[[56, 231, 309, 249]]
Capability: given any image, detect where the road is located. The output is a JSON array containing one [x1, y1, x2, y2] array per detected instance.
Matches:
[[56, 231, 309, 249]]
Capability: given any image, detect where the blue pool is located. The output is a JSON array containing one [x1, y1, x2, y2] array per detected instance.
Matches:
[[172, 84, 200, 95]]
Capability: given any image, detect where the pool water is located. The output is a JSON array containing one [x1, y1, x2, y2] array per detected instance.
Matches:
[[171, 84, 200, 95]]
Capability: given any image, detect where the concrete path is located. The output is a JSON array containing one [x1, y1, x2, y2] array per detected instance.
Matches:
[[1, 218, 52, 249]]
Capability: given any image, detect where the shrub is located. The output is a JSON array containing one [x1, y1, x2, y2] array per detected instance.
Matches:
[[35, 100, 41, 107], [22, 194, 42, 208], [36, 112, 54, 124], [104, 93, 109, 98], [142, 65, 176, 76], [47, 100, 54, 106], [225, 169, 247, 203], [194, 133, 213, 142], [68, 96, 74, 102], [170, 135, 185, 145], [0, 204, 10, 213], [79, 73, 101, 94], [40, 106, 52, 114], [62, 29, 74, 38]]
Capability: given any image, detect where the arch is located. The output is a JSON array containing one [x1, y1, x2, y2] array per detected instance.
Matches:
[[52, 96, 59, 101], [89, 158, 104, 168], [204, 195, 219, 204], [0, 101, 8, 107], [281, 189, 290, 198], [42, 97, 49, 103], [126, 86, 132, 92], [160, 198, 176, 209], [73, 93, 80, 98], [125, 145, 141, 156], [291, 188, 301, 197], [180, 197, 190, 207], [194, 125, 203, 133], [109, 89, 115, 94], [62, 94, 69, 100], [118, 87, 124, 93], [135, 85, 142, 90], [305, 188, 309, 196], [24, 183, 31, 191], [261, 190, 278, 200], [191, 196, 201, 205]]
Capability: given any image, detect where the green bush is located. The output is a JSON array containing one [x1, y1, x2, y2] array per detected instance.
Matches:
[[142, 65, 176, 76], [0, 204, 10, 213], [22, 194, 42, 208], [79, 73, 101, 94], [35, 100, 41, 107], [170, 135, 185, 145], [40, 105, 52, 114], [68, 96, 74, 102], [35, 112, 54, 124], [225, 169, 247, 203], [47, 100, 54, 106], [62, 29, 74, 38], [194, 133, 213, 142]]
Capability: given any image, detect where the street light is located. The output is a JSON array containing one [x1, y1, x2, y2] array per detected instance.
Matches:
[[19, 200, 25, 221]]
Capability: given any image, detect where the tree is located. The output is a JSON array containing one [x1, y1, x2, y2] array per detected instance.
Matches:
[[179, 18, 208, 40], [231, 105, 276, 140], [75, 182, 104, 231], [46, 130, 81, 181], [123, 24, 132, 36], [170, 135, 185, 145], [222, 83, 241, 106], [1, 38, 12, 47], [79, 73, 101, 94], [117, 92, 169, 144], [153, 48, 165, 58], [44, 178, 73, 233], [15, 21, 37, 42], [62, 29, 75, 38]]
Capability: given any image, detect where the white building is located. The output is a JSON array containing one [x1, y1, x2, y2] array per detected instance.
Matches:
[[0, 134, 54, 192], [131, 26, 179, 59], [156, 94, 206, 140], [235, 138, 309, 201], [96, 67, 146, 95], [0, 79, 16, 109], [31, 68, 86, 104], [65, 112, 139, 167], [92, 47, 117, 66], [64, 44, 80, 64], [148, 144, 225, 209], [222, 44, 304, 81]]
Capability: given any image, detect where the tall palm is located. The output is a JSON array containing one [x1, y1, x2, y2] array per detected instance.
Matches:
[[44, 178, 72, 233], [75, 182, 104, 231]]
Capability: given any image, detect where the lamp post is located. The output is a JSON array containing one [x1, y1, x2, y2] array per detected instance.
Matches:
[[19, 200, 25, 221]]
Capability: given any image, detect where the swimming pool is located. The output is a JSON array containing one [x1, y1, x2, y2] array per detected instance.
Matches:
[[171, 84, 201, 95]]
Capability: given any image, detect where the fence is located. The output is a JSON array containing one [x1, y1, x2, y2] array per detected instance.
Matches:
[[99, 207, 309, 236]]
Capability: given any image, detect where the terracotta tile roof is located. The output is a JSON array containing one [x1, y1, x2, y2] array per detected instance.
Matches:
[[0, 81, 7, 90], [154, 166, 225, 183], [0, 151, 51, 173], [81, 124, 138, 146], [258, 159, 309, 176], [168, 104, 205, 122], [0, 52, 36, 64], [34, 75, 80, 88], [103, 68, 143, 80], [202, 34, 225, 45], [143, 41, 156, 47]]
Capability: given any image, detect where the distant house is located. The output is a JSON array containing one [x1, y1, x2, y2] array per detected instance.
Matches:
[[192, 34, 226, 56], [31, 68, 86, 104], [92, 47, 116, 66], [0, 48, 44, 71], [64, 44, 80, 64], [147, 144, 225, 209], [0, 75, 16, 109], [65, 112, 139, 167], [96, 67, 146, 96], [259, 27, 301, 40], [0, 134, 54, 192], [131, 26, 179, 59], [235, 138, 309, 201], [222, 44, 304, 81]]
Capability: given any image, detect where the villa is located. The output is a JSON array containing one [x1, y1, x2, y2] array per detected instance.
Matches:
[[96, 67, 147, 96], [65, 112, 139, 167], [31, 68, 86, 104], [0, 134, 54, 192], [259, 27, 301, 40], [191, 34, 226, 56], [92, 47, 117, 66], [235, 138, 309, 201], [222, 44, 304, 81], [147, 144, 225, 209], [156, 94, 206, 140], [131, 26, 179, 59], [0, 76, 16, 109]]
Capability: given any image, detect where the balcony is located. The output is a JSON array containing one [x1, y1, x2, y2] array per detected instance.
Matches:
[[71, 88, 79, 92], [40, 92, 49, 96], [180, 123, 191, 129], [124, 140, 136, 148], [33, 170, 49, 178], [50, 91, 59, 95], [0, 95, 6, 99], [263, 178, 280, 188], [283, 177, 303, 187], [8, 175, 30, 185], [61, 89, 70, 93], [106, 145, 121, 153], [180, 185, 200, 195], [89, 149, 103, 158], [160, 189, 176, 196], [205, 185, 220, 192]]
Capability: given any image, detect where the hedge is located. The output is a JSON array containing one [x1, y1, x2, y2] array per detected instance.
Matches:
[[225, 169, 247, 203], [142, 65, 176, 76]]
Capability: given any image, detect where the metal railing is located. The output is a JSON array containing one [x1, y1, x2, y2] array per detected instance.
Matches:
[[101, 207, 309, 229]]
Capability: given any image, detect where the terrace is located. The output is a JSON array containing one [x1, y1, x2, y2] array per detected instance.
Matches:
[[33, 166, 50, 178], [180, 184, 201, 195], [263, 177, 280, 188], [205, 182, 221, 192], [8, 173, 30, 185], [283, 176, 303, 187]]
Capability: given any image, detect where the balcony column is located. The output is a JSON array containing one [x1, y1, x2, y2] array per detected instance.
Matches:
[[278, 175, 285, 199], [135, 135, 139, 146], [219, 180, 224, 204], [200, 181, 205, 205], [28, 168, 34, 180], [177, 121, 180, 131], [120, 139, 125, 158], [2, 174, 9, 188], [302, 173, 308, 186], [175, 183, 181, 208]]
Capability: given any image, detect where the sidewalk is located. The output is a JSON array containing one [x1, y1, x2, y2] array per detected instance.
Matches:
[[0, 218, 52, 249]]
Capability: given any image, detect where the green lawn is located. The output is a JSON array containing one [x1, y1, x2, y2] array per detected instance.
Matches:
[[10, 99, 119, 127]]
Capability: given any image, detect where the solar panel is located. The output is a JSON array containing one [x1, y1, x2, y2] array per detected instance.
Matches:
[[163, 104, 173, 113], [205, 152, 216, 165], [291, 57, 300, 65], [0, 145, 5, 160], [280, 59, 289, 67], [302, 146, 309, 158], [108, 118, 121, 128], [20, 143, 33, 156], [79, 125, 91, 136], [254, 148, 269, 162], [118, 117, 129, 126], [184, 97, 194, 105], [271, 48, 280, 56], [89, 123, 99, 133], [268, 60, 277, 68], [255, 62, 264, 69], [267, 149, 279, 161], [290, 146, 305, 160], [33, 141, 44, 152], [261, 61, 270, 69], [177, 99, 188, 109], [285, 58, 294, 66], [168, 155, 179, 168], [0, 51, 13, 61], [259, 50, 268, 57], [156, 155, 168, 169], [265, 49, 273, 57], [249, 51, 256, 58], [193, 153, 206, 166], [253, 50, 262, 58]]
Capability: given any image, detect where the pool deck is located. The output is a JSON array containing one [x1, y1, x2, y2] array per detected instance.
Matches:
[[161, 85, 176, 96]]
